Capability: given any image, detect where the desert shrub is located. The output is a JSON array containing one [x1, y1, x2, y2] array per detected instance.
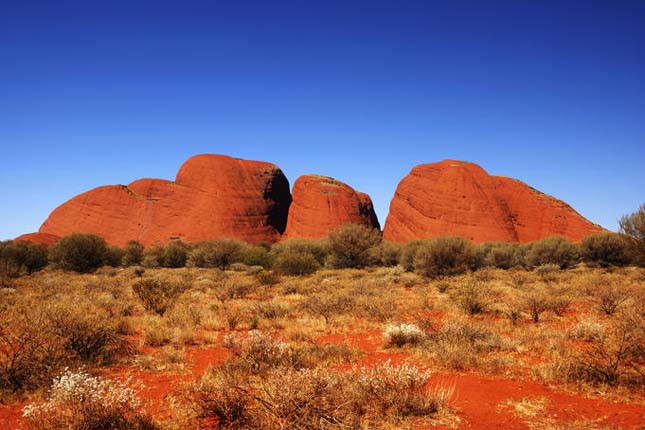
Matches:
[[523, 236, 579, 269], [384, 323, 425, 347], [454, 282, 490, 315], [223, 331, 307, 375], [301, 290, 356, 323], [400, 240, 425, 271], [161, 240, 189, 268], [213, 278, 255, 302], [141, 247, 164, 268], [188, 238, 246, 269], [619, 202, 645, 266], [272, 251, 320, 275], [240, 244, 271, 267], [534, 263, 560, 279], [255, 270, 281, 285], [192, 361, 447, 430], [122, 240, 145, 266], [132, 277, 188, 315], [413, 236, 476, 278], [46, 302, 130, 365], [270, 238, 328, 264], [22, 369, 156, 430], [580, 232, 631, 267], [49, 233, 110, 273], [564, 310, 644, 386], [105, 245, 125, 267], [547, 286, 573, 316], [593, 282, 631, 316], [0, 240, 48, 278], [424, 319, 505, 370], [379, 241, 403, 266], [0, 308, 66, 393], [522, 289, 550, 323], [476, 241, 520, 269], [326, 223, 382, 268]]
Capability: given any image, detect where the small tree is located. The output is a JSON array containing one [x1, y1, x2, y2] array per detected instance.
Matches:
[[619, 202, 645, 266], [326, 223, 382, 268], [49, 234, 109, 273]]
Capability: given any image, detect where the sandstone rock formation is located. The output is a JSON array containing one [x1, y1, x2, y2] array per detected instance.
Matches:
[[383, 160, 603, 243], [38, 154, 292, 246], [283, 175, 380, 239], [13, 232, 60, 247]]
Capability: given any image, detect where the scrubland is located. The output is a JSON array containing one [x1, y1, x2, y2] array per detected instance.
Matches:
[[1, 263, 643, 429], [1, 225, 644, 429]]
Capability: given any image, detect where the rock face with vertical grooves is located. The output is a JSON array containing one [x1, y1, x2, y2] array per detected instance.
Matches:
[[383, 160, 604, 243], [283, 175, 380, 239], [37, 154, 292, 246]]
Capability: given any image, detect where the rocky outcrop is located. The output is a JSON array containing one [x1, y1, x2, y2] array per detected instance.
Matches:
[[13, 232, 60, 247], [383, 160, 603, 243], [283, 175, 380, 239], [38, 154, 292, 246]]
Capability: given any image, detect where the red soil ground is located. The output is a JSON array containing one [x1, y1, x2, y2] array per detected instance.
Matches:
[[2, 330, 643, 429]]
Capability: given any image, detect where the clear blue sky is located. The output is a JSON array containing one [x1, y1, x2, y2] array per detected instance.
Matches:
[[2, 0, 644, 240]]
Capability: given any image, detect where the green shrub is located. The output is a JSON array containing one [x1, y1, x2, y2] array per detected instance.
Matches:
[[475, 241, 521, 269], [580, 232, 631, 267], [105, 246, 125, 267], [400, 240, 425, 271], [272, 252, 320, 276], [413, 236, 476, 278], [161, 241, 189, 268], [270, 238, 328, 265], [122, 240, 145, 266], [523, 236, 579, 269], [141, 247, 164, 268], [241, 244, 272, 267], [0, 240, 48, 278], [49, 234, 110, 273], [326, 223, 382, 268], [188, 238, 246, 269], [379, 241, 403, 266]]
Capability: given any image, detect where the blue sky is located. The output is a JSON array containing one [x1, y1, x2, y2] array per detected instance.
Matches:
[[2, 0, 644, 240]]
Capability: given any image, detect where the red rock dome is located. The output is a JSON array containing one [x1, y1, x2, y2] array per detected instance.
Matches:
[[38, 154, 292, 246], [383, 160, 603, 243], [13, 232, 61, 247], [283, 175, 380, 239]]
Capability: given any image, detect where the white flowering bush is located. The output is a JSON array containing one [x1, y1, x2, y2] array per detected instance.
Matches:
[[22, 368, 155, 430], [384, 322, 425, 347]]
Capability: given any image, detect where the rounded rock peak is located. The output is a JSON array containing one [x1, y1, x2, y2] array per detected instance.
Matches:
[[175, 154, 282, 192], [384, 159, 604, 243], [283, 174, 380, 239]]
